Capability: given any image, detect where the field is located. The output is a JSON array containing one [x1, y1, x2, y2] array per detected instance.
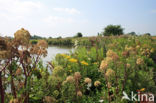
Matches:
[[0, 29, 156, 103]]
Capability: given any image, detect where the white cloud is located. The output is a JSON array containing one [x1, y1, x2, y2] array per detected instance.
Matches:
[[53, 8, 80, 14]]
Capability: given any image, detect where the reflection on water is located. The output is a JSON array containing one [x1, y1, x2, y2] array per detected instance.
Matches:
[[42, 46, 74, 64]]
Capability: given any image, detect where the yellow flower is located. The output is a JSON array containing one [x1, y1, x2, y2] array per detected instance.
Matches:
[[150, 48, 154, 53], [69, 58, 78, 63], [69, 70, 72, 72], [140, 88, 145, 91], [93, 62, 98, 64], [81, 61, 88, 66], [65, 55, 70, 59], [61, 54, 67, 57]]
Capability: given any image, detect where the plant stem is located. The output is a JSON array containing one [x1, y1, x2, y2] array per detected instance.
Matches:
[[0, 72, 4, 103]]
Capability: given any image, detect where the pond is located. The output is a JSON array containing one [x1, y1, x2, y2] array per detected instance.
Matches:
[[42, 46, 74, 64]]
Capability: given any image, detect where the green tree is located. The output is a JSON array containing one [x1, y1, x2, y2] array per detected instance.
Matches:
[[103, 25, 124, 36], [75, 32, 83, 37]]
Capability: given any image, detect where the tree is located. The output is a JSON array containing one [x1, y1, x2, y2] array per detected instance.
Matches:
[[143, 33, 151, 36], [103, 25, 124, 36], [128, 32, 136, 36], [75, 32, 83, 37]]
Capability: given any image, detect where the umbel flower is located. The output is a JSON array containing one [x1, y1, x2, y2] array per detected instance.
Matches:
[[105, 68, 115, 78], [100, 57, 112, 72], [106, 50, 119, 61], [94, 81, 101, 87], [77, 90, 82, 97], [14, 28, 31, 45], [9, 98, 19, 103], [44, 96, 56, 103], [0, 37, 11, 59], [74, 72, 81, 80], [84, 77, 92, 84], [136, 58, 144, 65], [66, 76, 74, 83]]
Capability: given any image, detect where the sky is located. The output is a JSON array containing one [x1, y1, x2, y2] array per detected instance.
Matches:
[[0, 0, 156, 37]]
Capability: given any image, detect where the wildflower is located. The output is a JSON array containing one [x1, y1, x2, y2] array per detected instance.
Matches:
[[126, 63, 131, 68], [100, 60, 108, 71], [74, 72, 81, 80], [37, 40, 48, 48], [84, 77, 92, 84], [77, 91, 82, 97], [65, 55, 70, 59], [150, 48, 154, 53], [81, 61, 88, 66], [93, 62, 98, 64], [106, 50, 119, 61], [136, 45, 140, 49], [107, 82, 111, 88], [94, 81, 101, 87], [66, 76, 74, 83], [61, 54, 67, 57], [105, 69, 115, 78], [9, 98, 19, 103], [69, 58, 78, 63], [136, 58, 144, 65], [14, 28, 31, 45], [44, 96, 56, 103], [62, 81, 67, 85], [140, 88, 145, 92]]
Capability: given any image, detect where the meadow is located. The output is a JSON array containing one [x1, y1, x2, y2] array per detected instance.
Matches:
[[0, 28, 156, 103]]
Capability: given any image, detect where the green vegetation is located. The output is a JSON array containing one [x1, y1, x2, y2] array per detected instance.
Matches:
[[0, 28, 156, 103]]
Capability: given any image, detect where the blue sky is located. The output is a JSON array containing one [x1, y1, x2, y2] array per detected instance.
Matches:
[[0, 0, 156, 37]]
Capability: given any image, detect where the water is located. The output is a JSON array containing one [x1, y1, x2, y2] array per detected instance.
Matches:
[[42, 46, 74, 64]]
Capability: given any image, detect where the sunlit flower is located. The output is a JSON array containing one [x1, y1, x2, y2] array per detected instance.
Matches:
[[44, 96, 56, 103], [100, 60, 108, 71], [65, 55, 70, 59], [94, 81, 101, 87], [9, 98, 19, 103], [106, 50, 119, 61], [126, 63, 131, 68], [66, 76, 74, 83], [105, 69, 115, 78], [77, 90, 82, 97], [84, 77, 92, 84], [150, 48, 154, 53], [37, 40, 48, 48], [140, 88, 145, 91], [69, 58, 78, 63], [136, 58, 144, 65], [81, 61, 88, 66], [14, 28, 31, 45], [74, 72, 81, 80]]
